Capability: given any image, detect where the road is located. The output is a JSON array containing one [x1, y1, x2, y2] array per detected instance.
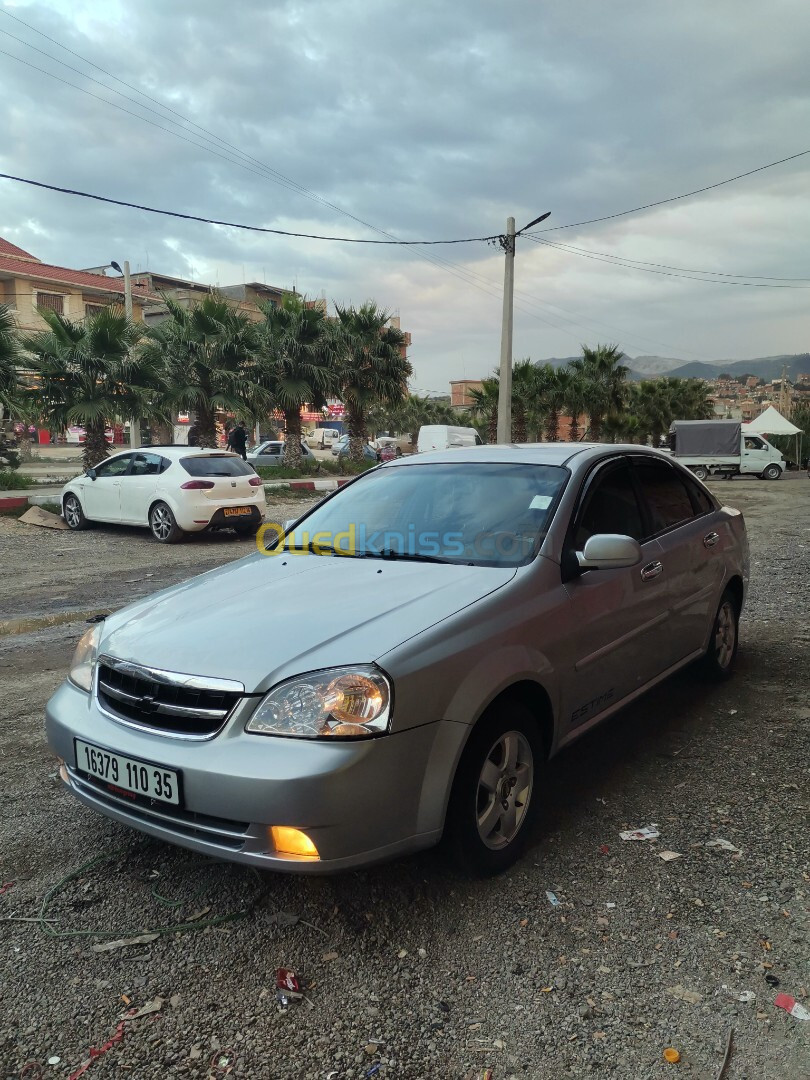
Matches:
[[0, 477, 808, 1079]]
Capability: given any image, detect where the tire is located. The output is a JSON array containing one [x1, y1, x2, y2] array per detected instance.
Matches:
[[761, 464, 782, 480], [699, 589, 740, 681], [444, 701, 544, 876], [692, 466, 709, 481], [149, 501, 185, 544], [63, 493, 90, 531]]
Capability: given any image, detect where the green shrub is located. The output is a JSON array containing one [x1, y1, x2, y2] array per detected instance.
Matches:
[[0, 470, 31, 490]]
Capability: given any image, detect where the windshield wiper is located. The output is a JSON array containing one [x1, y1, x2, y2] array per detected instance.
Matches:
[[283, 541, 357, 556], [359, 548, 451, 564]]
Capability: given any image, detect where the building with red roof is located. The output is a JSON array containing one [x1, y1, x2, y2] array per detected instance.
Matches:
[[0, 236, 155, 331]]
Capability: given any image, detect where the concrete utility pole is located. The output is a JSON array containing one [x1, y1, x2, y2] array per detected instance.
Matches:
[[496, 217, 516, 444], [120, 260, 141, 449], [496, 211, 550, 444]]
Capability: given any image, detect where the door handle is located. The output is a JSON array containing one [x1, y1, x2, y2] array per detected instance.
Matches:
[[703, 531, 720, 548], [640, 561, 663, 580]]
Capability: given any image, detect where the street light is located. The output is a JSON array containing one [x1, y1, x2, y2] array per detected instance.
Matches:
[[110, 259, 140, 447], [496, 211, 551, 444]]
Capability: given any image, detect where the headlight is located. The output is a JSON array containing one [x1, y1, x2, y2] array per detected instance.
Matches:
[[68, 623, 102, 692], [246, 666, 392, 739]]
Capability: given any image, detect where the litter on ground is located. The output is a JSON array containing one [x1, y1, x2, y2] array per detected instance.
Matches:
[[619, 825, 659, 841]]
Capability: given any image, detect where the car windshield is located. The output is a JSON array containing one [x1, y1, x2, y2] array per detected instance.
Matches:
[[181, 455, 255, 477], [280, 462, 568, 566]]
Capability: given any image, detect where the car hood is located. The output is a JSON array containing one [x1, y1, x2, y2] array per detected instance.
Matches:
[[99, 554, 516, 692]]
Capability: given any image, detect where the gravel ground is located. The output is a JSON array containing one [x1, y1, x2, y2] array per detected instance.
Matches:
[[0, 478, 808, 1080]]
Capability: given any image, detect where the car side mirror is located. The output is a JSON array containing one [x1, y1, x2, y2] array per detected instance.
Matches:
[[576, 534, 642, 570], [85, 468, 97, 480]]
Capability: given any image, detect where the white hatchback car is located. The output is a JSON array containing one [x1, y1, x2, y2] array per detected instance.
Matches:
[[60, 447, 266, 543]]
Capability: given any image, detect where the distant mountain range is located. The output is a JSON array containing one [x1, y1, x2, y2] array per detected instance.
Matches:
[[544, 353, 810, 383]]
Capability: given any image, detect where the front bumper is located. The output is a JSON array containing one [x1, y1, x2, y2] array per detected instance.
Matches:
[[46, 680, 463, 873]]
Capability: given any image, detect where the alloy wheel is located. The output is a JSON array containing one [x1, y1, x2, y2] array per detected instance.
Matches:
[[476, 730, 534, 850], [714, 601, 737, 669], [64, 496, 81, 529], [151, 505, 173, 541]]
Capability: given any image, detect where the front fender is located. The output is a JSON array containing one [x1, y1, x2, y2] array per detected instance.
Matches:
[[442, 644, 557, 729]]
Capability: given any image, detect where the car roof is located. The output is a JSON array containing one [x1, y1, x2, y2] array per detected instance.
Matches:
[[383, 443, 674, 469], [113, 446, 243, 460]]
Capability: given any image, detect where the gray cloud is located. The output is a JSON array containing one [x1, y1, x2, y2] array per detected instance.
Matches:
[[1, 0, 808, 389]]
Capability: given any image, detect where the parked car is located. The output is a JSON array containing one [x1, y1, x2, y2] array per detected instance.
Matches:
[[60, 448, 266, 543], [370, 435, 410, 455], [247, 441, 316, 467], [337, 442, 378, 462], [305, 428, 341, 449], [331, 434, 349, 456], [47, 445, 747, 876], [417, 425, 482, 452]]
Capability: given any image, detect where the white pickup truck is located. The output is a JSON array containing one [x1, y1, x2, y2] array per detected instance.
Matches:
[[668, 420, 785, 480]]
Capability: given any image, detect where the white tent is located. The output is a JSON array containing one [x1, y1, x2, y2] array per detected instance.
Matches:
[[746, 405, 803, 466]]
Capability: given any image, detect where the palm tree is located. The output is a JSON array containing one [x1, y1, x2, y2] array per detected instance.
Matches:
[[631, 380, 672, 446], [511, 359, 540, 443], [334, 303, 411, 463], [257, 295, 340, 468], [0, 302, 23, 421], [564, 373, 590, 442], [537, 365, 573, 443], [24, 306, 145, 469], [571, 343, 628, 440], [141, 295, 265, 450], [468, 377, 500, 444]]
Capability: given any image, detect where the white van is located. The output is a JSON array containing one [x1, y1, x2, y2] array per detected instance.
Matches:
[[417, 425, 483, 453]]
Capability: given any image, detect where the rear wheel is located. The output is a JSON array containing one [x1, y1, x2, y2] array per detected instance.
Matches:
[[692, 465, 709, 481], [149, 501, 184, 544], [699, 589, 740, 681], [444, 701, 543, 876], [63, 493, 90, 530], [761, 463, 782, 480]]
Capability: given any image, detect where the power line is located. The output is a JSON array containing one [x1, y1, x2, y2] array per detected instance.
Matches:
[[525, 148, 810, 234], [0, 13, 410, 237], [524, 237, 808, 281], [0, 172, 498, 246], [526, 235, 810, 288]]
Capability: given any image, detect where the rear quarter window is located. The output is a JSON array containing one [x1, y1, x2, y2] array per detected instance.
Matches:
[[180, 455, 255, 477]]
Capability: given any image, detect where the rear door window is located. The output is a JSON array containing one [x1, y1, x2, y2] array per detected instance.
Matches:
[[633, 460, 697, 535], [129, 453, 163, 477], [180, 455, 254, 477], [680, 472, 715, 516]]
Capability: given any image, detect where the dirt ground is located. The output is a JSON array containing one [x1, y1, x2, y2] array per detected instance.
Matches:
[[0, 477, 808, 1079]]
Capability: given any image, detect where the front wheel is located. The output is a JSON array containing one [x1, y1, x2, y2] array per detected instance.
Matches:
[[699, 589, 740, 681], [63, 493, 90, 530], [444, 702, 543, 876], [149, 501, 185, 544], [761, 464, 782, 480]]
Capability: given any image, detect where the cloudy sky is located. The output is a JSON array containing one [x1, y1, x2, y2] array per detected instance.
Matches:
[[1, 0, 808, 391]]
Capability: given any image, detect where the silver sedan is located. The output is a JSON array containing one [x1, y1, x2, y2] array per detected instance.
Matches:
[[46, 444, 748, 875]]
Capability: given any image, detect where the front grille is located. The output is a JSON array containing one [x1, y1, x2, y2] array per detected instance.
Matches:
[[96, 656, 244, 738], [69, 768, 250, 850]]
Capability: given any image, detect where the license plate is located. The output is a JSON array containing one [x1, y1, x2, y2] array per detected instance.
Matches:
[[74, 739, 180, 805], [223, 506, 252, 517]]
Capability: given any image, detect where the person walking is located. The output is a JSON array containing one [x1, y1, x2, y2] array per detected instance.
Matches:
[[227, 420, 248, 460]]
